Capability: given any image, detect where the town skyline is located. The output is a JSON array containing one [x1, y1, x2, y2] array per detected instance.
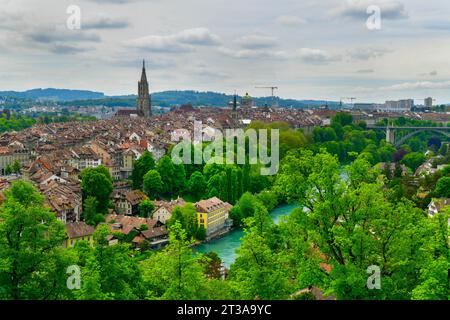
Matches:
[[1, 0, 450, 104]]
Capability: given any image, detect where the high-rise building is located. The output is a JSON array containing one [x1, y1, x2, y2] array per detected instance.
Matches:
[[384, 99, 414, 112], [137, 60, 152, 117], [425, 97, 433, 109]]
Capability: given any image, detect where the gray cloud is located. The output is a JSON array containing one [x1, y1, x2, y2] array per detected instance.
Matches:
[[332, 0, 408, 20], [235, 34, 277, 49], [423, 21, 450, 30], [49, 44, 94, 55], [83, 15, 130, 30], [126, 28, 220, 53], [275, 15, 307, 27], [356, 69, 375, 74], [27, 27, 101, 44], [420, 70, 438, 77], [219, 47, 339, 64], [292, 48, 341, 64], [193, 66, 230, 79], [218, 47, 285, 59], [348, 47, 391, 61], [380, 81, 450, 91]]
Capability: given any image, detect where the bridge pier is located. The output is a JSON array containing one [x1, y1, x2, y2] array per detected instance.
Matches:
[[386, 126, 395, 144]]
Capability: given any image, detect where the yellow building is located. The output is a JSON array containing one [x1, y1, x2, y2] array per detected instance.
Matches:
[[195, 197, 232, 237], [64, 221, 95, 247]]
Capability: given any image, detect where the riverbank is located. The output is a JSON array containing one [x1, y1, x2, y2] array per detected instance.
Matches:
[[194, 203, 300, 267]]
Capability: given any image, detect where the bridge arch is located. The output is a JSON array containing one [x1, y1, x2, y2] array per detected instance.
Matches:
[[394, 129, 450, 147]]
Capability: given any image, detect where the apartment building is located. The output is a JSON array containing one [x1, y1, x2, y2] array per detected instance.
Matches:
[[195, 197, 233, 237]]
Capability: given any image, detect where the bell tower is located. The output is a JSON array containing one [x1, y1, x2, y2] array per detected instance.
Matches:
[[137, 60, 152, 117]]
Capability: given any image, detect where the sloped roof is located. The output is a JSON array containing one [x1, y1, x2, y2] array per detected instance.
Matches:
[[65, 221, 95, 239]]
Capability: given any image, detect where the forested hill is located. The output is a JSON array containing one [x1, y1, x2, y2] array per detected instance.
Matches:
[[0, 88, 340, 108], [0, 88, 105, 101]]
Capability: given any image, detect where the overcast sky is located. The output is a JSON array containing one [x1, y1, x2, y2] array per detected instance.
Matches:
[[1, 0, 450, 103]]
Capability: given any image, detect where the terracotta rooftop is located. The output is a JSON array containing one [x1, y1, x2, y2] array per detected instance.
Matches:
[[65, 221, 95, 239]]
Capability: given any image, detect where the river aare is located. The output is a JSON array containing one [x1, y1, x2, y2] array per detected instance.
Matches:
[[194, 203, 300, 267]]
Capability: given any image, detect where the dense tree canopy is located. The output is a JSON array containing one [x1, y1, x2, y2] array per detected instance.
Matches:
[[143, 169, 163, 199], [131, 151, 156, 189], [0, 181, 72, 300], [81, 166, 113, 214]]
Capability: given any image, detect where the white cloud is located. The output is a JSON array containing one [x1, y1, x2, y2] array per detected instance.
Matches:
[[347, 47, 392, 61], [219, 46, 339, 64], [126, 28, 220, 53], [235, 34, 277, 49], [218, 47, 284, 59], [292, 48, 341, 64], [356, 69, 375, 74], [83, 15, 130, 30], [275, 15, 307, 27], [380, 81, 450, 91], [27, 26, 101, 44], [331, 0, 408, 20]]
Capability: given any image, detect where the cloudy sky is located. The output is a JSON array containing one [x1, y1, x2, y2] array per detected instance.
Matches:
[[1, 0, 450, 103]]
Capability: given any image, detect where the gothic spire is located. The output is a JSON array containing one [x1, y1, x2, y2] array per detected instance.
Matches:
[[141, 59, 147, 82]]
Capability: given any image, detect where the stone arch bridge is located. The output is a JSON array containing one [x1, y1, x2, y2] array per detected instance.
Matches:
[[367, 125, 450, 147]]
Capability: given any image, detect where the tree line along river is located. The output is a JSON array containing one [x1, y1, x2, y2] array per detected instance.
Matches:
[[194, 203, 301, 268]]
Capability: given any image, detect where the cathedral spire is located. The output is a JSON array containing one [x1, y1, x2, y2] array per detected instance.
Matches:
[[141, 59, 147, 82], [137, 59, 151, 117]]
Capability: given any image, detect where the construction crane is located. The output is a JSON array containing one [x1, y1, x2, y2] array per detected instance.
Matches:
[[255, 86, 279, 107], [340, 97, 356, 109]]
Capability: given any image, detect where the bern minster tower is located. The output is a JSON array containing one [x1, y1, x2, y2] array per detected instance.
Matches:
[[137, 60, 152, 117]]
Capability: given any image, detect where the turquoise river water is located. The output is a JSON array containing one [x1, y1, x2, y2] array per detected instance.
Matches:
[[194, 203, 300, 267]]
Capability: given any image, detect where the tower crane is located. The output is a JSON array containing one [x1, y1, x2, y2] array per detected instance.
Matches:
[[340, 97, 357, 109], [255, 86, 279, 107]]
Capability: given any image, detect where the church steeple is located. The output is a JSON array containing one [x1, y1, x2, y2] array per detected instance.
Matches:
[[141, 59, 147, 82], [137, 59, 151, 117]]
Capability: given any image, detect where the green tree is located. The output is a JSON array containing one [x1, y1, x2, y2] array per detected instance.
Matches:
[[131, 151, 156, 189], [143, 170, 163, 199], [230, 192, 257, 226], [188, 171, 207, 200], [81, 166, 113, 214], [76, 225, 144, 300], [401, 152, 426, 172], [230, 201, 289, 299], [167, 203, 200, 240], [435, 176, 450, 198], [0, 181, 73, 300], [173, 163, 186, 195], [411, 208, 449, 300], [439, 143, 448, 156], [83, 196, 104, 226], [157, 156, 176, 196], [12, 160, 21, 174], [274, 150, 437, 299], [139, 199, 155, 218], [4, 165, 12, 175], [332, 112, 353, 127], [140, 222, 210, 299]]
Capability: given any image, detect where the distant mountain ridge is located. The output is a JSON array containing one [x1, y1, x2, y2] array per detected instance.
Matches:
[[0, 88, 105, 102], [0, 88, 340, 108]]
